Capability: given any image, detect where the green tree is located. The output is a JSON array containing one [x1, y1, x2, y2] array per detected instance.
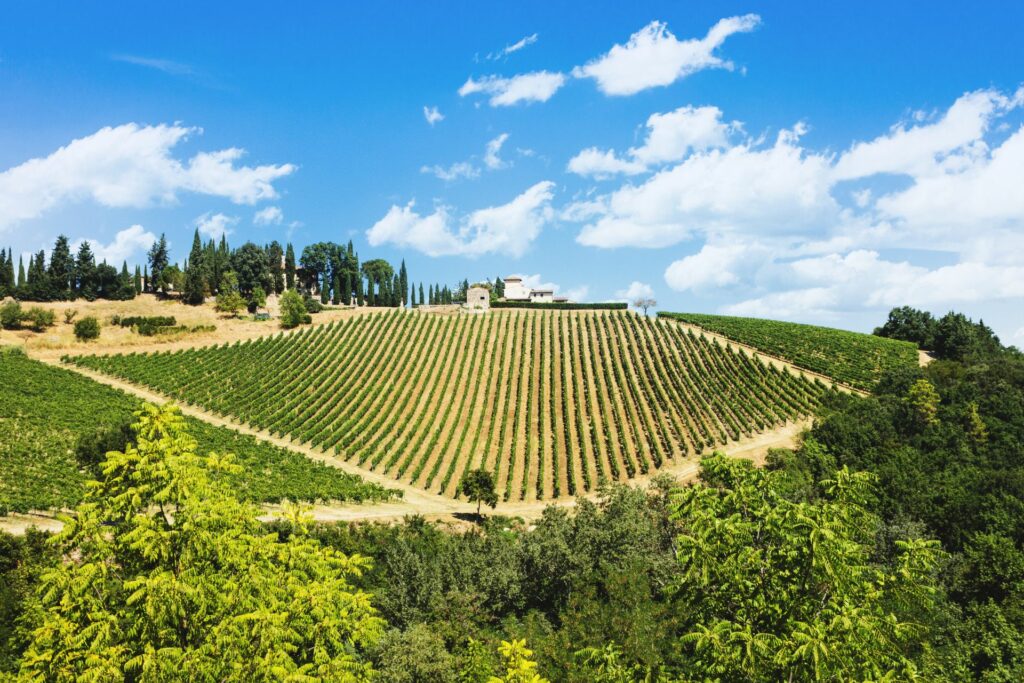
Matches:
[[458, 468, 498, 516], [267, 241, 285, 294], [73, 316, 100, 341], [399, 259, 408, 306], [321, 270, 331, 304], [147, 233, 170, 294], [907, 377, 941, 427], [134, 265, 142, 294], [17, 403, 382, 681], [73, 241, 96, 300], [361, 259, 394, 289], [487, 640, 549, 683], [215, 272, 246, 317], [279, 289, 310, 329], [231, 242, 271, 296], [333, 272, 342, 305], [47, 235, 74, 299], [182, 229, 207, 305], [419, 283, 425, 306], [17, 255, 25, 289], [672, 454, 942, 682], [285, 242, 296, 290]]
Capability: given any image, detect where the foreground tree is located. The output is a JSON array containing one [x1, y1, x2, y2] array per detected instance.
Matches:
[[458, 468, 498, 517], [279, 289, 310, 328], [18, 404, 382, 681], [215, 271, 246, 317], [672, 454, 943, 681]]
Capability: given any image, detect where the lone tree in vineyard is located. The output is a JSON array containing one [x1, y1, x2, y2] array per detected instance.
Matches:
[[458, 468, 498, 516], [633, 297, 656, 316]]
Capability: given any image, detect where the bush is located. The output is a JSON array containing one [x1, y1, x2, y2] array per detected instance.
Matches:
[[23, 307, 56, 332], [280, 290, 309, 329], [74, 316, 101, 341], [303, 294, 324, 314], [0, 301, 22, 330], [115, 316, 176, 328], [64, 309, 78, 325]]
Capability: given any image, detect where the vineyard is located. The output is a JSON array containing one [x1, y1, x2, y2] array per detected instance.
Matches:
[[658, 312, 919, 391], [0, 350, 393, 514], [69, 309, 835, 502]]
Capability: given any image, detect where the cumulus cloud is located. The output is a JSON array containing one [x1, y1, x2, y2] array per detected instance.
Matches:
[[423, 106, 444, 126], [71, 224, 157, 265], [573, 124, 837, 248], [615, 281, 655, 301], [459, 71, 566, 106], [573, 16, 760, 96], [253, 205, 284, 226], [196, 212, 239, 240], [568, 105, 736, 177], [0, 123, 296, 233], [366, 181, 555, 257], [484, 133, 510, 170]]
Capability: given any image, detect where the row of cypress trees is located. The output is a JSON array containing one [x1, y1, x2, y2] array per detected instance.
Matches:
[[0, 236, 139, 302]]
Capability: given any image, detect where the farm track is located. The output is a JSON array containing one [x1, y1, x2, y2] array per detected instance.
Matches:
[[61, 310, 834, 503]]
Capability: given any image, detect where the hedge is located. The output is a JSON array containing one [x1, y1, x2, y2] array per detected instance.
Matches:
[[491, 301, 627, 310]]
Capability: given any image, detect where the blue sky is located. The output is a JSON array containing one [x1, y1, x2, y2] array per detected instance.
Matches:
[[2, 1, 1023, 343]]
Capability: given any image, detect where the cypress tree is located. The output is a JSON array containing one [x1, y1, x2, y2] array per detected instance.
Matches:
[[75, 242, 97, 300], [183, 229, 207, 305], [147, 233, 170, 294], [419, 283, 425, 306], [410, 284, 415, 308], [268, 241, 285, 294], [285, 243, 296, 290], [48, 235, 74, 299], [355, 274, 364, 305], [428, 284, 434, 305], [320, 271, 330, 304], [332, 273, 341, 305], [143, 265, 149, 292], [0, 249, 6, 298], [367, 278, 375, 307], [134, 265, 142, 294], [17, 255, 26, 288], [399, 259, 408, 306]]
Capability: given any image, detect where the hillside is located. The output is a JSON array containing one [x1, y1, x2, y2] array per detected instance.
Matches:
[[658, 312, 919, 391], [68, 309, 834, 502], [0, 349, 393, 514]]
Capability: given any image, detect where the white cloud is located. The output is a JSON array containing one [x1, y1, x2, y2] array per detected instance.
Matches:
[[253, 205, 283, 226], [0, 123, 296, 233], [111, 54, 193, 77], [568, 105, 735, 177], [573, 124, 837, 248], [484, 133, 510, 170], [367, 181, 555, 258], [423, 106, 444, 126], [71, 224, 157, 265], [488, 33, 539, 60], [664, 244, 750, 291], [833, 89, 1019, 180], [196, 212, 239, 240], [615, 281, 655, 301], [573, 16, 760, 96], [459, 71, 566, 106], [420, 162, 481, 182]]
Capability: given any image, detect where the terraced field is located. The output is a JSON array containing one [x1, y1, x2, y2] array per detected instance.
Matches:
[[659, 312, 919, 391], [68, 310, 835, 502]]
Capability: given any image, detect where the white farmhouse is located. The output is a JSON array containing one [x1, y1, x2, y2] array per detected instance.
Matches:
[[502, 276, 572, 304]]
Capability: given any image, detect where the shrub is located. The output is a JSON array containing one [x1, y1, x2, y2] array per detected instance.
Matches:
[[280, 290, 309, 329], [64, 309, 78, 324], [23, 307, 56, 332], [0, 300, 22, 330], [303, 294, 324, 314], [74, 316, 101, 341]]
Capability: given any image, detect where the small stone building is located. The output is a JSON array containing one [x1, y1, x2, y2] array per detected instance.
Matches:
[[466, 286, 490, 310]]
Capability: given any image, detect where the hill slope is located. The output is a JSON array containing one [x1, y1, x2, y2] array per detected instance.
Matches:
[[0, 350, 393, 514], [658, 312, 919, 391], [69, 310, 834, 501]]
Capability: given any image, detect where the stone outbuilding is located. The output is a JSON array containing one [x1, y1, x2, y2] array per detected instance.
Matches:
[[466, 286, 490, 310]]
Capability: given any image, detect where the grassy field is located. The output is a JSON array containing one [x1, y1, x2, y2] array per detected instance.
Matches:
[[70, 309, 834, 502], [658, 312, 919, 391], [0, 349, 394, 514]]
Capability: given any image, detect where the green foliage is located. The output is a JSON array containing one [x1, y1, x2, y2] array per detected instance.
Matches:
[[488, 640, 549, 683], [215, 271, 246, 317], [907, 377, 940, 427], [61, 308, 76, 325], [672, 454, 942, 681], [72, 316, 99, 341], [0, 300, 22, 329], [279, 289, 311, 328], [0, 352, 393, 513], [17, 404, 383, 681], [660, 311, 919, 390], [459, 468, 498, 515], [21, 306, 55, 332]]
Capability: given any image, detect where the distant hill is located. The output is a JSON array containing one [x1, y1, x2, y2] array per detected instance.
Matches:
[[70, 309, 833, 502], [658, 312, 919, 391]]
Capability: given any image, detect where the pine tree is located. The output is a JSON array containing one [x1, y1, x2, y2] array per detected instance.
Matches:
[[285, 243, 296, 290]]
